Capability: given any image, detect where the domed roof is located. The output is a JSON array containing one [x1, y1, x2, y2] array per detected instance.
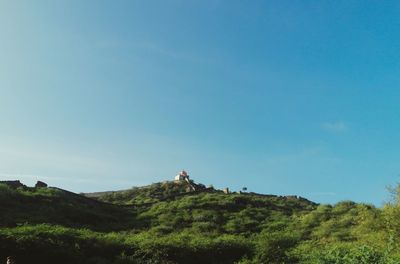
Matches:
[[179, 170, 188, 176]]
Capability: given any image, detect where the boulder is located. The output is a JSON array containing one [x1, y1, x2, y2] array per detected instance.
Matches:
[[35, 181, 48, 188], [6, 256, 15, 264]]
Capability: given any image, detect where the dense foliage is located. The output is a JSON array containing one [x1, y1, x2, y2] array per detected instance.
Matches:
[[1, 181, 400, 263]]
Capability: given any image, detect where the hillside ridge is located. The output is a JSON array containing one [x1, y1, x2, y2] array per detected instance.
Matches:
[[1, 178, 394, 264], [82, 179, 316, 207]]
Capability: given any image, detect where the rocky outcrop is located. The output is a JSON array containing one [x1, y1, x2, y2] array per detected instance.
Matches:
[[35, 181, 48, 188], [0, 180, 25, 189], [6, 256, 15, 264]]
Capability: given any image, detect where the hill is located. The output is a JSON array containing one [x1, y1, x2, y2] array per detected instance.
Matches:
[[0, 183, 136, 231], [84, 180, 315, 207], [84, 180, 209, 205], [0, 179, 399, 264]]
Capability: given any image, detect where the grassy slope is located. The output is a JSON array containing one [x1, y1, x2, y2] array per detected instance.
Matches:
[[84, 181, 209, 205], [0, 184, 136, 231], [0, 181, 317, 233], [0, 181, 391, 264]]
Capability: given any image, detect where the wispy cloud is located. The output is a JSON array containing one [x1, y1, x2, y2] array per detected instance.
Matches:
[[263, 146, 323, 165], [0, 172, 44, 180], [0, 146, 111, 173], [96, 39, 214, 64], [321, 121, 347, 133]]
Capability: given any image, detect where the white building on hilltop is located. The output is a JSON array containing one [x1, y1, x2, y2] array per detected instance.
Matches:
[[175, 170, 190, 181]]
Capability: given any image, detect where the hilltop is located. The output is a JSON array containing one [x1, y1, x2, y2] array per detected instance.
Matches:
[[0, 179, 317, 233], [84, 180, 210, 205], [83, 180, 314, 207], [0, 177, 398, 264]]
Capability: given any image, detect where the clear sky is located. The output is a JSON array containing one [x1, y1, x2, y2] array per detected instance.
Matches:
[[1, 0, 400, 205]]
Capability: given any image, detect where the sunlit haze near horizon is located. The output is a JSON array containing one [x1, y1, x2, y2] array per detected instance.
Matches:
[[2, 1, 400, 205]]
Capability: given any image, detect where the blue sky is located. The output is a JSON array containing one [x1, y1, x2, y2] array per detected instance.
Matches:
[[1, 0, 400, 205]]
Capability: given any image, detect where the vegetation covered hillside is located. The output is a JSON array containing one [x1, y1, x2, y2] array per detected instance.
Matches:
[[0, 183, 136, 231], [84, 180, 208, 205], [1, 180, 400, 264]]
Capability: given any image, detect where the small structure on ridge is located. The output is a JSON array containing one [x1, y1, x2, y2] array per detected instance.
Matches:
[[174, 170, 197, 192], [35, 181, 48, 188], [175, 170, 190, 181]]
